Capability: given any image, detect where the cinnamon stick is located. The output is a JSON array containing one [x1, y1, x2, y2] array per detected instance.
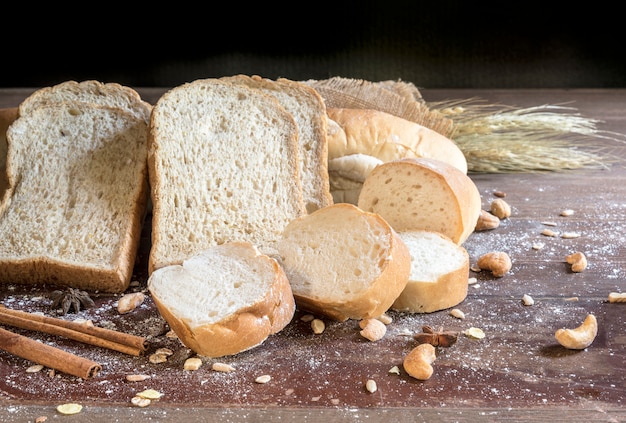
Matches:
[[0, 327, 101, 379], [0, 306, 148, 356]]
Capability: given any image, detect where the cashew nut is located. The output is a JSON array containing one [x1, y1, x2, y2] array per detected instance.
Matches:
[[403, 343, 436, 380], [554, 314, 597, 350], [476, 251, 512, 277], [566, 251, 587, 273]]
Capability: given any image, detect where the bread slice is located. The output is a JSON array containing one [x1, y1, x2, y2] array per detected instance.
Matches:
[[0, 108, 18, 207], [18, 80, 152, 124], [147, 242, 296, 358], [221, 75, 333, 213], [148, 78, 306, 273], [358, 158, 481, 245], [392, 231, 469, 313], [0, 102, 149, 292], [326, 108, 468, 174], [276, 203, 411, 321]]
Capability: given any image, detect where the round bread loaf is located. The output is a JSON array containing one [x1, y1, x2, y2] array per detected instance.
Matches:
[[147, 242, 296, 358], [357, 157, 481, 245], [276, 203, 411, 321], [392, 230, 469, 313]]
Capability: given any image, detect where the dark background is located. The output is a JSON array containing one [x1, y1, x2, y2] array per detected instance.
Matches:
[[2, 2, 624, 89]]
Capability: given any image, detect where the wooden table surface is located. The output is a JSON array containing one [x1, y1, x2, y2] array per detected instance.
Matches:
[[0, 88, 624, 422]]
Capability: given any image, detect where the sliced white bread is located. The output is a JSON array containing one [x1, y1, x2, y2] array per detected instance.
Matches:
[[148, 78, 306, 273], [276, 203, 411, 321], [0, 108, 17, 207], [221, 75, 333, 213], [392, 230, 469, 313], [147, 242, 296, 358], [0, 101, 149, 292], [17, 80, 152, 124], [358, 157, 481, 245], [326, 108, 468, 174]]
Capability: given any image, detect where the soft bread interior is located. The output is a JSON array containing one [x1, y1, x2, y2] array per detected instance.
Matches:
[[149, 243, 280, 328]]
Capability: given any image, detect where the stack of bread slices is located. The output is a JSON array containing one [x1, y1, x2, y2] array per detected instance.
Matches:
[[0, 77, 482, 359]]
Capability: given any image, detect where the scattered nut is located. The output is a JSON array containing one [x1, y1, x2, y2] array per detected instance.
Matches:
[[449, 308, 465, 319], [300, 314, 315, 322], [555, 314, 597, 350], [365, 379, 377, 393], [560, 209, 575, 216], [184, 357, 203, 371], [468, 277, 478, 284], [35, 416, 47, 423], [541, 221, 558, 226], [56, 403, 83, 415], [131, 396, 151, 407], [26, 364, 44, 373], [474, 209, 500, 231], [566, 251, 587, 272], [403, 343, 436, 380], [359, 318, 387, 341], [377, 313, 393, 325], [521, 294, 534, 306], [493, 190, 506, 198], [117, 292, 145, 314], [149, 353, 168, 364], [212, 362, 235, 372], [490, 198, 511, 219], [541, 229, 558, 237], [531, 242, 545, 250], [311, 318, 325, 334], [561, 232, 581, 239], [608, 292, 626, 303], [136, 389, 162, 400], [388, 366, 401, 375], [476, 251, 512, 277], [255, 374, 272, 384], [464, 327, 485, 339], [125, 374, 151, 382]]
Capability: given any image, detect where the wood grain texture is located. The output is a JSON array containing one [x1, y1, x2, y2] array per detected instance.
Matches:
[[0, 88, 624, 422]]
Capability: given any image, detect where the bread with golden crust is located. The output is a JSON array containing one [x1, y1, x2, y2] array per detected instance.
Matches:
[[358, 157, 481, 245], [276, 203, 411, 321], [147, 242, 296, 358]]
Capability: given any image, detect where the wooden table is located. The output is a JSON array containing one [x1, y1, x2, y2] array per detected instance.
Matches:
[[0, 88, 624, 422]]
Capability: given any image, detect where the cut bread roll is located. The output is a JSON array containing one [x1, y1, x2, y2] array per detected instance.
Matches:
[[0, 101, 150, 292], [326, 108, 468, 174], [327, 153, 383, 204], [221, 75, 333, 213], [147, 242, 296, 358], [148, 78, 307, 273], [276, 203, 411, 321], [392, 231, 469, 313], [358, 157, 481, 245]]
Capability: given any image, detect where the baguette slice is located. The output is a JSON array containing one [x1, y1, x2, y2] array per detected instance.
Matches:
[[148, 78, 306, 273], [276, 203, 411, 321], [326, 108, 468, 174], [358, 157, 481, 245], [392, 231, 469, 313], [18, 80, 152, 123], [221, 75, 333, 213], [0, 102, 149, 292], [147, 242, 296, 358]]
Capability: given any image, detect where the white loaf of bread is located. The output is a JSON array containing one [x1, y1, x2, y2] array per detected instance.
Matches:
[[276, 203, 411, 321], [392, 231, 469, 313], [326, 108, 468, 173], [358, 157, 481, 245], [220, 75, 333, 213], [147, 242, 296, 358], [0, 101, 150, 292], [147, 78, 307, 273], [0, 108, 17, 206]]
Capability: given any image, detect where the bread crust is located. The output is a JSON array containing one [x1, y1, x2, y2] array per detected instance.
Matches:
[[148, 242, 296, 358], [327, 108, 467, 174], [278, 203, 411, 321]]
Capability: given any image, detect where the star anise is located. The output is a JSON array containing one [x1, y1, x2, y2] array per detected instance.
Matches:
[[413, 325, 458, 347], [50, 288, 95, 315]]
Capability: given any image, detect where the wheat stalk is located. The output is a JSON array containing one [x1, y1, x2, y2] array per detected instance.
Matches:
[[427, 98, 625, 173]]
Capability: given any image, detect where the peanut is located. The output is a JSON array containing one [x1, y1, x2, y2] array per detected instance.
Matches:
[[474, 209, 500, 231], [476, 251, 512, 277], [490, 198, 511, 219], [555, 314, 597, 350], [403, 343, 436, 380], [565, 251, 587, 272]]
